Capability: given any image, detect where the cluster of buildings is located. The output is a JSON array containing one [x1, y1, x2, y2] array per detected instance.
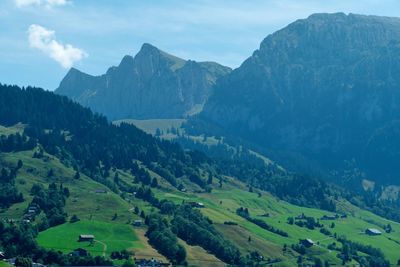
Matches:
[[23, 204, 40, 222], [135, 258, 169, 267], [187, 201, 205, 208]]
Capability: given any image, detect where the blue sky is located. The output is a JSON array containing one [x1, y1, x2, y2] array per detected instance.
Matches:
[[1, 0, 400, 90]]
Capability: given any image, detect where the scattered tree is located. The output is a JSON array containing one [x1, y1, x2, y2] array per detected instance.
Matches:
[[70, 214, 80, 223]]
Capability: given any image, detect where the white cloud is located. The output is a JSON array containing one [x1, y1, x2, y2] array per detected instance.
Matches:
[[28, 24, 87, 68], [15, 0, 69, 8]]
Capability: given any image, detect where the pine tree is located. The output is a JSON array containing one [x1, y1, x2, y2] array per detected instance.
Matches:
[[207, 173, 213, 185], [140, 210, 145, 218], [47, 169, 54, 177], [151, 177, 158, 188], [17, 160, 23, 169], [114, 172, 120, 184]]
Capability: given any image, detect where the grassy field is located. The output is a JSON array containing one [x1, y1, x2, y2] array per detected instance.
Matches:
[[4, 148, 400, 265], [0, 123, 25, 136], [0, 261, 12, 267], [113, 119, 185, 135], [179, 239, 225, 267], [155, 181, 400, 266], [37, 220, 143, 256], [131, 228, 169, 261]]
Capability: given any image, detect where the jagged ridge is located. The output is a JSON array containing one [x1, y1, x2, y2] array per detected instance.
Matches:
[[56, 43, 231, 120]]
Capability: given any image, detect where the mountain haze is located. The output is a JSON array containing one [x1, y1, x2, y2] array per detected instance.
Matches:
[[192, 13, 400, 186], [56, 43, 231, 120]]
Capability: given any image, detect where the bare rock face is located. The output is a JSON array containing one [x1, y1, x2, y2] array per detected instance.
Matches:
[[56, 43, 231, 120], [196, 13, 400, 184]]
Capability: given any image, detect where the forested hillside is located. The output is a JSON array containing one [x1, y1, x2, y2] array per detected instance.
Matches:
[[1, 83, 399, 266], [0, 84, 345, 213]]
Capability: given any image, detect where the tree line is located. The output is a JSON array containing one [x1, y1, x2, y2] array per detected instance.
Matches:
[[236, 207, 289, 237]]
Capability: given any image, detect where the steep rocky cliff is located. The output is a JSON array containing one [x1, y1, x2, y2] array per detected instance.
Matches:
[[195, 13, 400, 184], [56, 43, 231, 120]]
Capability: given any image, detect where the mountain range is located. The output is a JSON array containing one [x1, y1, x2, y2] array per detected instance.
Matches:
[[56, 12, 400, 189], [56, 43, 231, 120]]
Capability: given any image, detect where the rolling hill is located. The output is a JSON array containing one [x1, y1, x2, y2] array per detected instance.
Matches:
[[2, 130, 400, 266]]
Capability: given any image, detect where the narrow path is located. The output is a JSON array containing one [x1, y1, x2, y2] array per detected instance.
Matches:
[[95, 240, 107, 256]]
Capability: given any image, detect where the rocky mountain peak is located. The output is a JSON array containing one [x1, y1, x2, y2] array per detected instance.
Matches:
[[118, 55, 135, 69], [258, 12, 400, 58], [197, 13, 400, 185], [138, 43, 161, 55], [56, 43, 230, 120]]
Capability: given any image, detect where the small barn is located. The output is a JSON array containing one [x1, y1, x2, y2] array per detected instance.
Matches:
[[365, 228, 382, 236], [79, 234, 95, 242], [95, 189, 107, 194], [133, 219, 143, 226], [188, 202, 205, 208], [188, 201, 204, 208], [321, 214, 337, 220], [300, 238, 315, 247], [295, 213, 306, 220], [27, 209, 36, 214]]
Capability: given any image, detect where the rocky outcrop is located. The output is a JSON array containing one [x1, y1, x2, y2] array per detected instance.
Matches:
[[56, 43, 231, 120], [196, 13, 400, 184]]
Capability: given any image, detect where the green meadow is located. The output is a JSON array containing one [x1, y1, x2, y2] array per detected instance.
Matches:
[[0, 262, 12, 267], [113, 119, 185, 135], [155, 182, 400, 266], [37, 220, 143, 256]]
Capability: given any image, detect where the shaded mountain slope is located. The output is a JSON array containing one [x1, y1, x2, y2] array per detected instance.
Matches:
[[192, 13, 400, 186]]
